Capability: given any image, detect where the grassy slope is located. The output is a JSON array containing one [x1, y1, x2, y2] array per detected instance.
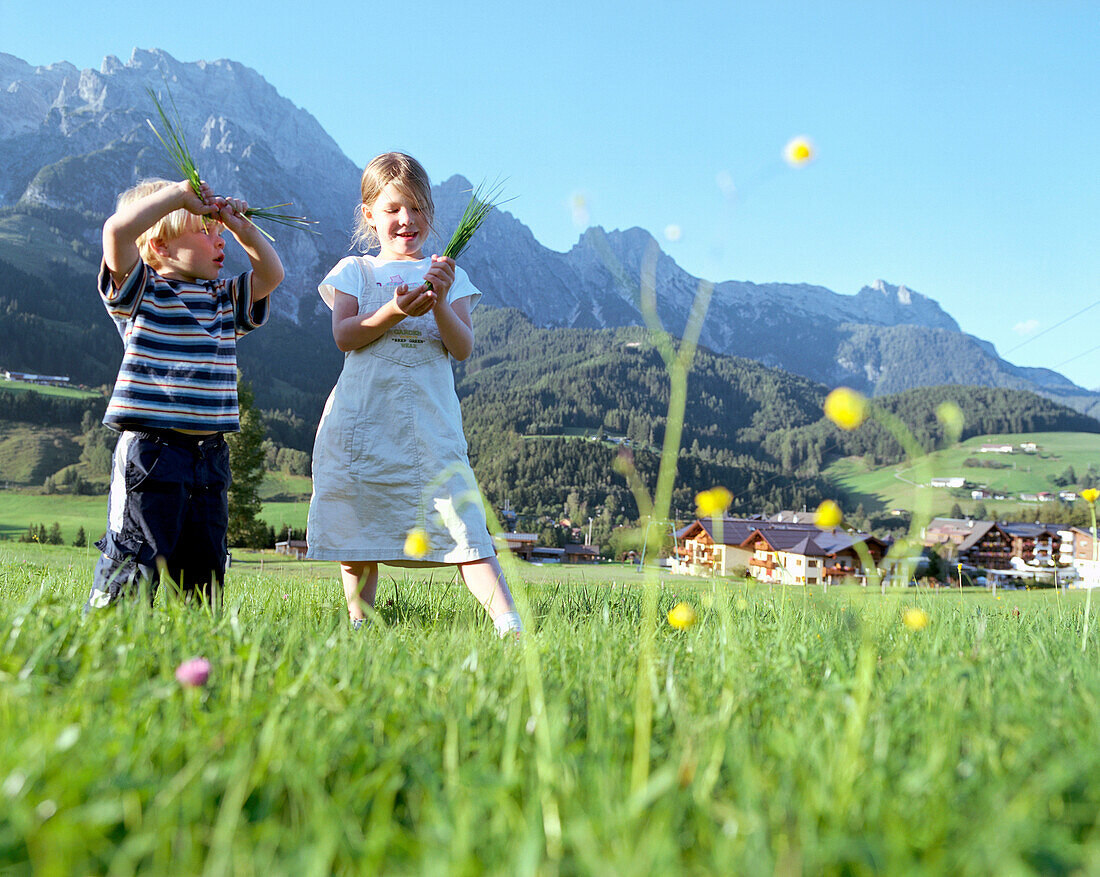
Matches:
[[0, 212, 96, 279], [0, 470, 314, 544], [3, 544, 1100, 873], [0, 424, 82, 485], [826, 431, 1100, 516], [0, 380, 101, 399]]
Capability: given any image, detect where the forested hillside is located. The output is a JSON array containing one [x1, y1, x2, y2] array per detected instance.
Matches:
[[4, 298, 1096, 525], [764, 385, 1100, 475], [452, 308, 838, 519]]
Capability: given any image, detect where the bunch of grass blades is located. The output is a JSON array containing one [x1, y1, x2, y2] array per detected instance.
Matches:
[[423, 181, 507, 290], [145, 86, 317, 240]]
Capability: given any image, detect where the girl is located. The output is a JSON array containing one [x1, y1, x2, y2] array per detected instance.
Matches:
[[307, 152, 522, 636]]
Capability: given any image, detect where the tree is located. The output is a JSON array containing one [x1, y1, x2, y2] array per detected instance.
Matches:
[[950, 502, 964, 519], [227, 373, 269, 548], [73, 526, 87, 547]]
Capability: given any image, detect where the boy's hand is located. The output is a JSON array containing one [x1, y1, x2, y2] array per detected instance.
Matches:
[[207, 193, 283, 300], [393, 282, 437, 317], [179, 180, 218, 216], [214, 196, 250, 235]]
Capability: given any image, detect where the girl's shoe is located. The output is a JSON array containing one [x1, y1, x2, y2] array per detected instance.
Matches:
[[351, 618, 365, 630], [494, 610, 523, 638]]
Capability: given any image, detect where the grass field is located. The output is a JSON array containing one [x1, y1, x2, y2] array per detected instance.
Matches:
[[825, 430, 1100, 517], [4, 542, 1100, 873], [0, 480, 313, 545], [0, 380, 101, 399]]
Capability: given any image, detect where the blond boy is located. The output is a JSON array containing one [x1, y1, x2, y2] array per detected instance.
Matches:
[[85, 178, 284, 610]]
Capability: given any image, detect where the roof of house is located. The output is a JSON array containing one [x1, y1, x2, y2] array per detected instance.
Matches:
[[680, 517, 884, 558], [1000, 522, 1062, 538], [925, 517, 984, 539], [741, 525, 883, 557], [956, 521, 1002, 552]]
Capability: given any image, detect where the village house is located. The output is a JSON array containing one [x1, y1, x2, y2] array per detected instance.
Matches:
[[274, 539, 308, 560], [495, 533, 539, 561], [931, 477, 966, 489], [494, 533, 599, 564], [563, 543, 600, 564], [744, 526, 887, 586], [954, 521, 1014, 570], [922, 517, 982, 555], [673, 517, 769, 575], [672, 517, 885, 584], [1059, 527, 1099, 587], [2, 369, 71, 386], [1001, 522, 1063, 566], [978, 444, 1014, 454]]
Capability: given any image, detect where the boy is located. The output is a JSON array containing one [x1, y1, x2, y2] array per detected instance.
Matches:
[[85, 178, 284, 611]]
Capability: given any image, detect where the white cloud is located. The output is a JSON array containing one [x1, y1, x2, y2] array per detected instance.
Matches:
[[1013, 319, 1040, 335]]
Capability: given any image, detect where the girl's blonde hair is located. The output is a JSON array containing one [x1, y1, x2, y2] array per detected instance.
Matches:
[[117, 178, 208, 266], [350, 153, 435, 253]]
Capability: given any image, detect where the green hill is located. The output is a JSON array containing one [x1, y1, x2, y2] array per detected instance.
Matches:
[[825, 431, 1100, 519]]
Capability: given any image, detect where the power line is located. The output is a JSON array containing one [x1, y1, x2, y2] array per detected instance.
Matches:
[[1053, 342, 1100, 370], [1002, 298, 1100, 355]]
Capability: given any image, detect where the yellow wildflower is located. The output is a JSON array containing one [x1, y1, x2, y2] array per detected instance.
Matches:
[[824, 387, 867, 430], [815, 500, 843, 529], [404, 528, 430, 558], [668, 602, 697, 630], [902, 607, 929, 631], [695, 486, 733, 517], [784, 136, 815, 166], [1082, 488, 1099, 505], [935, 401, 964, 438]]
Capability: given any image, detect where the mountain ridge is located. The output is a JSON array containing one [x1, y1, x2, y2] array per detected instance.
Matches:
[[1, 48, 1097, 420]]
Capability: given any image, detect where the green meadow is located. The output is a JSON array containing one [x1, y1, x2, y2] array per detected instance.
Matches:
[[825, 430, 1100, 516], [0, 472, 314, 544], [4, 543, 1100, 874], [0, 380, 100, 400]]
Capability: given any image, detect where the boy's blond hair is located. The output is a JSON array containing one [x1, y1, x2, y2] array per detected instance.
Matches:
[[117, 178, 204, 265], [350, 153, 435, 253]]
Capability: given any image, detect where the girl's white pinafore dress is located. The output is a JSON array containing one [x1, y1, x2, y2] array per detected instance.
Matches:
[[306, 255, 496, 566]]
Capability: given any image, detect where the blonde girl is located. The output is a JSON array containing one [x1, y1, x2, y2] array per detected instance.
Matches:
[[307, 152, 521, 636]]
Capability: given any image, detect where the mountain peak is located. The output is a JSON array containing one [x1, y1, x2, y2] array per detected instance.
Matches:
[[856, 279, 958, 331]]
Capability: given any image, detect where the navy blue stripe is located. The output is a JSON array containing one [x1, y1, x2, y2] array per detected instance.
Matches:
[[113, 387, 240, 408], [118, 366, 238, 386]]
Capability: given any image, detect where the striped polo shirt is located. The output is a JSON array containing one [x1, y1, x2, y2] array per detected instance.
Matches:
[[98, 259, 269, 432]]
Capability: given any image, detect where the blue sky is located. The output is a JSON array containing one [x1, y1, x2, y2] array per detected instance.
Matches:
[[5, 0, 1099, 388]]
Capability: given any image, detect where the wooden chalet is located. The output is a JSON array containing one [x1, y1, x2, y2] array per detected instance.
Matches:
[[955, 522, 1013, 570], [496, 533, 539, 561], [673, 517, 771, 575], [744, 527, 887, 586], [274, 539, 308, 560], [563, 543, 600, 564], [673, 517, 886, 584], [923, 517, 984, 555], [1000, 522, 1062, 566]]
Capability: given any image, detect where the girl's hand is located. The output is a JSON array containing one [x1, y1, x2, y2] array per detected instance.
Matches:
[[393, 282, 437, 317], [423, 255, 456, 300]]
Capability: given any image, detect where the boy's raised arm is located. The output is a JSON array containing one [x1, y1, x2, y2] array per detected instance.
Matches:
[[216, 198, 284, 300], [102, 180, 216, 288]]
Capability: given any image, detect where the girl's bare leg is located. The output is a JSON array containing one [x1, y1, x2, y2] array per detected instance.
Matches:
[[458, 556, 522, 634], [341, 561, 378, 621]]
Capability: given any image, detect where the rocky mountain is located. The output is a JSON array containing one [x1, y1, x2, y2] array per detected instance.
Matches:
[[1, 48, 1097, 420]]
